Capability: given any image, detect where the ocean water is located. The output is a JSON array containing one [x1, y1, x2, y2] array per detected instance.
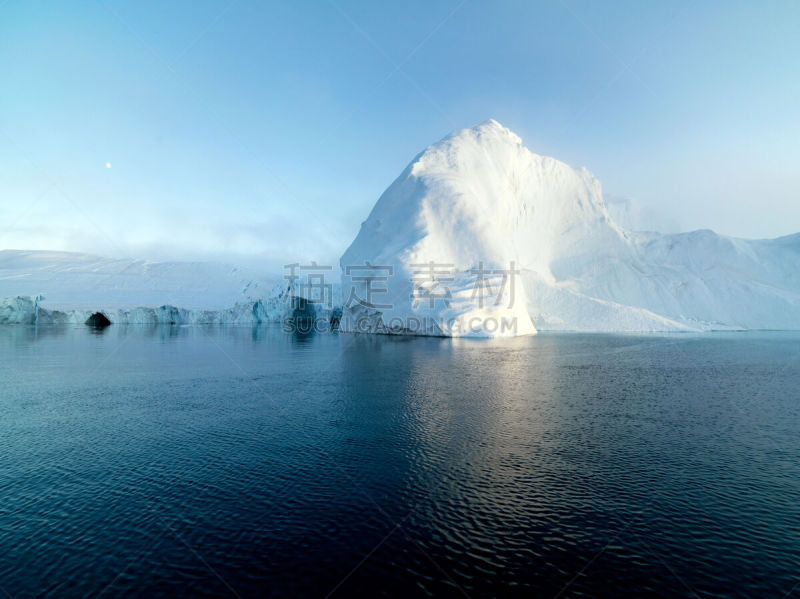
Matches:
[[1, 325, 799, 598]]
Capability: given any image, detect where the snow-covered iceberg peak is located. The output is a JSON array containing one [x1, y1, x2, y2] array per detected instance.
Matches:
[[340, 118, 622, 337], [342, 119, 800, 335]]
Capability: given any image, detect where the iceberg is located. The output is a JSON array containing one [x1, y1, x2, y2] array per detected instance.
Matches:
[[340, 119, 800, 336], [0, 251, 339, 326], [0, 293, 344, 327], [2, 122, 798, 335]]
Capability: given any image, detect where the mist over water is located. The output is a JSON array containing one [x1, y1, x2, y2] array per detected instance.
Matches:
[[2, 326, 799, 597]]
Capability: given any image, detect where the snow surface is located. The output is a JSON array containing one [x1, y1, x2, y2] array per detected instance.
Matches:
[[340, 119, 800, 336], [0, 250, 279, 310]]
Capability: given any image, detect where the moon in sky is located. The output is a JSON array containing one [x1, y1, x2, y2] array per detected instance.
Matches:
[[105, 162, 112, 169]]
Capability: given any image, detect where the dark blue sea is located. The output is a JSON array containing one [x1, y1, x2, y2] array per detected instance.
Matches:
[[1, 326, 799, 598]]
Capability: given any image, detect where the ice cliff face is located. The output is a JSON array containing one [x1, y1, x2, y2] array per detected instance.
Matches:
[[0, 251, 339, 326], [341, 119, 800, 336], [0, 294, 299, 326]]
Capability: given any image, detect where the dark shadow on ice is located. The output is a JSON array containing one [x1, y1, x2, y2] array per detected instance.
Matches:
[[85, 312, 111, 329]]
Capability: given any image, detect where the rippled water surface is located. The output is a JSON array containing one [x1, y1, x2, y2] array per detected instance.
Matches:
[[1, 326, 799, 598]]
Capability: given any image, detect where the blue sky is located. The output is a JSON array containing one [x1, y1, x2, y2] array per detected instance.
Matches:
[[1, 0, 798, 268]]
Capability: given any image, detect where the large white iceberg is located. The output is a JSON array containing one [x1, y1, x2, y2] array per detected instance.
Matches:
[[340, 119, 800, 336]]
